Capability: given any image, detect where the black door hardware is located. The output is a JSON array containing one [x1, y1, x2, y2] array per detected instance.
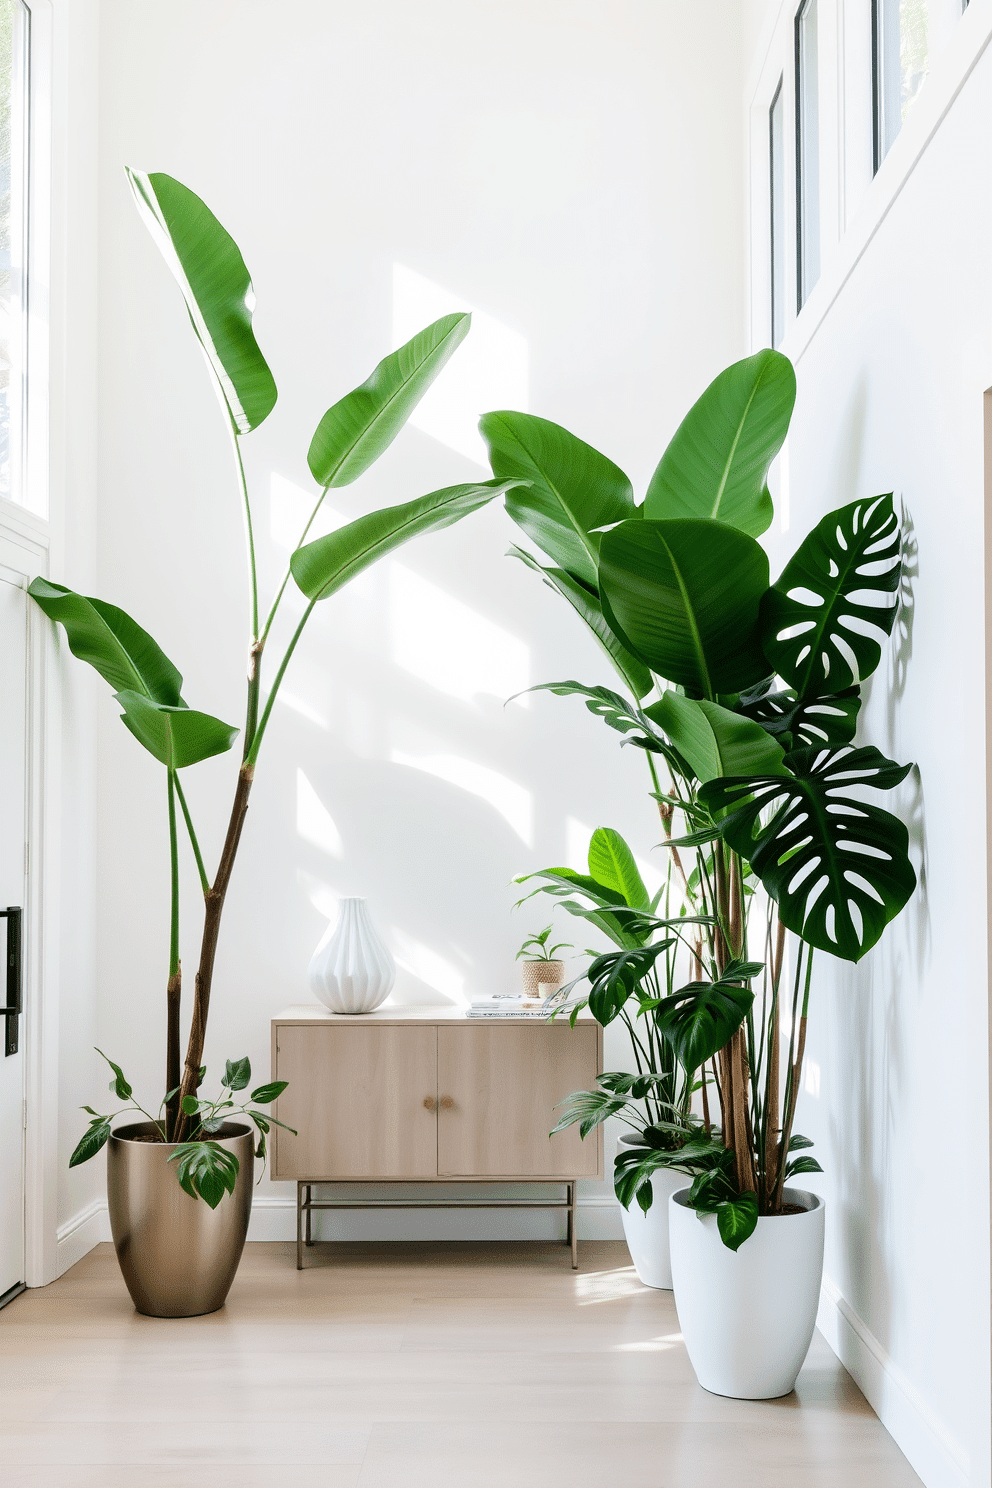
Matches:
[[1, 908, 21, 1057]]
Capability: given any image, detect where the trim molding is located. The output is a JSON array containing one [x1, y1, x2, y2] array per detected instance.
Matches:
[[817, 1274, 970, 1488], [55, 1197, 109, 1276]]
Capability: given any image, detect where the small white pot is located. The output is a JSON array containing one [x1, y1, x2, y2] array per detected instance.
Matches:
[[619, 1166, 685, 1289], [307, 897, 396, 1015], [669, 1186, 825, 1399]]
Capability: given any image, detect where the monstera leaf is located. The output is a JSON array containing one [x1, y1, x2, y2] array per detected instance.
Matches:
[[28, 579, 183, 704], [735, 681, 861, 749], [308, 314, 471, 488], [652, 693, 788, 784], [481, 410, 637, 588], [598, 518, 770, 696], [700, 746, 917, 962], [126, 169, 277, 434], [648, 961, 760, 1069], [644, 350, 795, 537], [508, 549, 653, 699], [761, 494, 901, 695]]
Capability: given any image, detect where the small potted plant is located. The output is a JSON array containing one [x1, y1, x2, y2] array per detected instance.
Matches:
[[515, 925, 572, 994], [35, 168, 525, 1317], [484, 349, 917, 1397]]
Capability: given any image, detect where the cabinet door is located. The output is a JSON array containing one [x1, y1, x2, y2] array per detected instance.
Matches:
[[437, 1024, 601, 1178], [273, 1024, 438, 1179]]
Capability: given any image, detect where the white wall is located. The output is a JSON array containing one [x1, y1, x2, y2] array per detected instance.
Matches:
[[750, 8, 992, 1486], [79, 0, 757, 1243]]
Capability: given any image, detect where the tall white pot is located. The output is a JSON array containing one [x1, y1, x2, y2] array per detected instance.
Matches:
[[669, 1186, 825, 1399], [307, 897, 395, 1015], [619, 1165, 685, 1289]]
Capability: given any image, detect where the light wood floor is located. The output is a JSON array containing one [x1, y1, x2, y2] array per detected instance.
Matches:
[[0, 1240, 920, 1487]]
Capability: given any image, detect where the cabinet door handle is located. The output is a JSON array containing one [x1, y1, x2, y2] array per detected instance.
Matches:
[[423, 1096, 436, 1111], [439, 1096, 454, 1110]]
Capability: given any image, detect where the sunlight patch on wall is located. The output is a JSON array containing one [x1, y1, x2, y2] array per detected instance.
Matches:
[[391, 927, 466, 1005], [296, 768, 344, 857], [297, 870, 341, 924], [270, 471, 342, 550], [390, 564, 530, 707], [805, 1059, 821, 1097], [392, 264, 528, 465], [392, 749, 533, 845]]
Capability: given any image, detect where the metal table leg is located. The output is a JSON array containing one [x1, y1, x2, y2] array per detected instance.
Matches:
[[305, 1183, 313, 1247], [569, 1181, 578, 1269], [296, 1181, 304, 1270]]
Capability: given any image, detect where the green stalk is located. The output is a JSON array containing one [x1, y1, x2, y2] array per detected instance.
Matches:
[[174, 774, 209, 897], [165, 769, 182, 1138], [167, 769, 180, 978], [245, 600, 315, 768], [229, 422, 259, 643]]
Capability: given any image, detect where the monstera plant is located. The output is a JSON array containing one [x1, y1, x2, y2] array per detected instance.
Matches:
[[33, 170, 524, 1200], [483, 350, 917, 1251]]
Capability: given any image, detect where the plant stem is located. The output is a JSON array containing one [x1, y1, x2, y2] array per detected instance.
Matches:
[[166, 769, 181, 1139], [245, 600, 315, 767], [229, 423, 259, 643], [172, 763, 255, 1142], [774, 947, 814, 1207], [174, 774, 209, 896]]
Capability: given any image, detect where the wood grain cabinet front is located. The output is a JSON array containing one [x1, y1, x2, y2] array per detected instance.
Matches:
[[271, 1011, 603, 1185]]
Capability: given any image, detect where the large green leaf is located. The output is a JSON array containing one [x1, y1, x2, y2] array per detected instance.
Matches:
[[517, 681, 675, 757], [735, 681, 861, 750], [652, 693, 788, 784], [649, 962, 759, 1069], [598, 518, 770, 696], [508, 547, 653, 698], [308, 314, 471, 488], [290, 480, 523, 603], [28, 579, 183, 704], [125, 169, 277, 435], [700, 746, 917, 962], [717, 1192, 759, 1251], [587, 827, 649, 910], [481, 410, 636, 588], [514, 866, 643, 949], [644, 350, 795, 537], [761, 494, 901, 695], [115, 691, 239, 769]]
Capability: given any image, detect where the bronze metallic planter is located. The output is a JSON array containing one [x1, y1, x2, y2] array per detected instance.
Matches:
[[107, 1120, 254, 1317]]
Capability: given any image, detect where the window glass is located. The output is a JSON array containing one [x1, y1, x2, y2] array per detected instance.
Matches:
[[795, 0, 820, 310], [0, 0, 28, 508], [769, 78, 785, 347], [874, 0, 930, 166]]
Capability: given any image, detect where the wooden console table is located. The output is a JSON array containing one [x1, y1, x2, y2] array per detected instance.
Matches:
[[270, 1005, 603, 1268]]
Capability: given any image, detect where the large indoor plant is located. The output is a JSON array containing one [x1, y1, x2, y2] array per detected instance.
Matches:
[[482, 350, 917, 1395], [33, 169, 524, 1316]]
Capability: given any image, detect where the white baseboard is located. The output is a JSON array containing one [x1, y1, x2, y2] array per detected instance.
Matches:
[[55, 1198, 111, 1277], [817, 1274, 971, 1488], [48, 1193, 626, 1272]]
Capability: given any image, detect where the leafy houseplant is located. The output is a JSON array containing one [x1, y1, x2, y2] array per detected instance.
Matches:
[[33, 170, 525, 1217], [481, 349, 917, 1257], [515, 925, 572, 964]]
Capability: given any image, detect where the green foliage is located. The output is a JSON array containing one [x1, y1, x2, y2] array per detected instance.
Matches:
[[735, 681, 861, 750], [308, 314, 470, 488], [516, 925, 572, 962], [291, 481, 522, 603], [27, 580, 184, 704], [761, 494, 901, 695], [644, 349, 795, 537], [114, 691, 238, 769], [598, 518, 771, 695], [125, 169, 277, 434], [481, 410, 636, 589], [587, 828, 649, 912], [652, 693, 788, 784], [646, 960, 761, 1069], [701, 746, 917, 963], [169, 1141, 240, 1209]]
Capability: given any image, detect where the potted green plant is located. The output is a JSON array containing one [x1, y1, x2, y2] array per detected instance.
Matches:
[[34, 169, 525, 1317], [515, 925, 573, 993], [481, 350, 917, 1397]]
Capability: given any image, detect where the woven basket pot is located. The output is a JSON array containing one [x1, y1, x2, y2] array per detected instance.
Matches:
[[521, 959, 565, 994]]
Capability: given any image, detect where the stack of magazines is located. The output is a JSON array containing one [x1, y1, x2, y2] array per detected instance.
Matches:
[[465, 986, 580, 1019]]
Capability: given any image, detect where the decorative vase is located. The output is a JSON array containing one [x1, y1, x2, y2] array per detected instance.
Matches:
[[308, 896, 395, 1014], [618, 1162, 684, 1289], [107, 1120, 254, 1318], [668, 1185, 825, 1399], [521, 958, 565, 994]]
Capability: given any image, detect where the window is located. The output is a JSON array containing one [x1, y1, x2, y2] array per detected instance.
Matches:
[[873, 0, 930, 168], [0, 0, 29, 508], [795, 0, 820, 311], [769, 77, 785, 347]]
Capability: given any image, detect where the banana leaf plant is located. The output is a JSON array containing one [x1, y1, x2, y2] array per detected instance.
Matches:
[[34, 170, 526, 1203], [483, 350, 917, 1249]]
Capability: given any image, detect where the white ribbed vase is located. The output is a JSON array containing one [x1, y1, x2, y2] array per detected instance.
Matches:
[[307, 897, 395, 1015]]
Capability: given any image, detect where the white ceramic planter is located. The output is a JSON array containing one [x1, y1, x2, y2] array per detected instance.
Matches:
[[307, 897, 396, 1015], [669, 1186, 825, 1399], [619, 1166, 685, 1289]]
